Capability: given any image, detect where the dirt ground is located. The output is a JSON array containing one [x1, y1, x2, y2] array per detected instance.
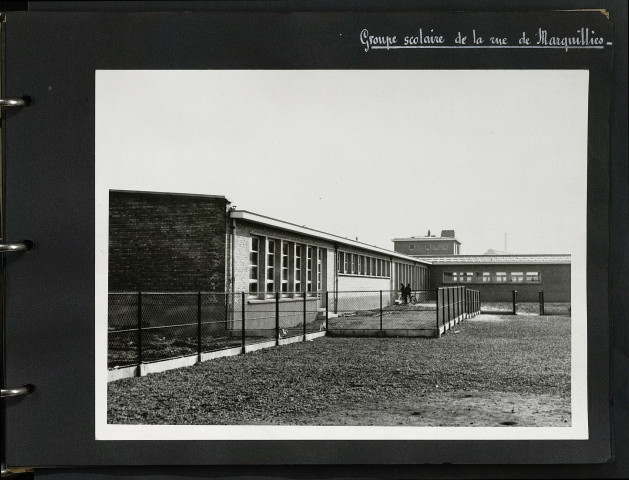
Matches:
[[109, 312, 571, 427], [275, 391, 570, 427]]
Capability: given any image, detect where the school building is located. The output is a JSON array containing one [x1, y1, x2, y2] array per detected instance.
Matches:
[[108, 190, 571, 306]]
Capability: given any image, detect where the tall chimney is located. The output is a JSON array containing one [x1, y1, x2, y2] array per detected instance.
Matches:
[[427, 230, 431, 237]]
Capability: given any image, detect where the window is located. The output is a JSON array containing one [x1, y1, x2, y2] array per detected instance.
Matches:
[[526, 271, 540, 282], [337, 251, 342, 274], [266, 238, 276, 296], [336, 251, 391, 278], [477, 272, 491, 283], [495, 272, 508, 283], [306, 246, 313, 293], [295, 244, 302, 292], [249, 236, 260, 295], [459, 272, 473, 283], [317, 248, 323, 293], [409, 244, 415, 250], [425, 245, 430, 250], [510, 272, 524, 283], [443, 272, 471, 283], [281, 241, 290, 295], [249, 236, 326, 299]]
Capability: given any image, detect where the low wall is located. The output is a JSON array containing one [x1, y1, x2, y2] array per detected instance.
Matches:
[[108, 331, 327, 382]]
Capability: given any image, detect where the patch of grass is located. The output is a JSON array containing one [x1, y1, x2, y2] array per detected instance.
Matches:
[[108, 314, 570, 425]]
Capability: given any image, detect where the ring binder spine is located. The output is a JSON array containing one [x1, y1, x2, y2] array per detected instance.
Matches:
[[1, 93, 34, 478]]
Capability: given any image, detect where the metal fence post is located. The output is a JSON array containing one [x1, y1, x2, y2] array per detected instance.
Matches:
[[276, 292, 280, 345], [303, 291, 307, 340], [444, 288, 451, 325], [197, 291, 202, 358], [379, 290, 383, 331], [456, 287, 460, 321], [241, 292, 246, 353], [325, 291, 329, 331], [512, 289, 517, 315], [539, 290, 545, 315], [436, 288, 440, 331], [137, 291, 143, 365]]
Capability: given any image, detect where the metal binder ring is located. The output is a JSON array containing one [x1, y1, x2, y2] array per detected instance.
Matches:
[[0, 98, 27, 107], [1, 385, 34, 398], [0, 242, 31, 252]]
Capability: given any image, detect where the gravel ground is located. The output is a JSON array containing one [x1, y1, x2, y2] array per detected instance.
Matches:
[[108, 313, 570, 426]]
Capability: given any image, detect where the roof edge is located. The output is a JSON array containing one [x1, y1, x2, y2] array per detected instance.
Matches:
[[231, 210, 432, 265]]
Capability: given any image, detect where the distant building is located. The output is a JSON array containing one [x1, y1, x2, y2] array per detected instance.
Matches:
[[483, 249, 511, 255], [424, 254, 570, 302], [392, 230, 461, 256]]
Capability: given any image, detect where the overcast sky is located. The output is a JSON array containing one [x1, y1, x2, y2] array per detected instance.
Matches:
[[96, 70, 588, 255]]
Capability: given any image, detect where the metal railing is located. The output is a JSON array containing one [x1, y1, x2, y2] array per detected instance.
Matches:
[[436, 286, 480, 330]]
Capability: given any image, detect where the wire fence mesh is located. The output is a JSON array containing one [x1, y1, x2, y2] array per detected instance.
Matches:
[[108, 291, 328, 369], [108, 293, 139, 368], [540, 302, 572, 316], [477, 290, 571, 317], [327, 290, 438, 330], [108, 287, 483, 369]]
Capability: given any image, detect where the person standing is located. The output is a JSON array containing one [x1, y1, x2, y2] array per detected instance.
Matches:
[[400, 283, 407, 304]]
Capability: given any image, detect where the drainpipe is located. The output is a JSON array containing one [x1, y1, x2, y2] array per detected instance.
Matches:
[[230, 215, 236, 296], [389, 255, 394, 304], [229, 211, 236, 327], [333, 242, 339, 313]]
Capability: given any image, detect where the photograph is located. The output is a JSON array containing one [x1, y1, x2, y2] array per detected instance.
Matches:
[[95, 69, 587, 440]]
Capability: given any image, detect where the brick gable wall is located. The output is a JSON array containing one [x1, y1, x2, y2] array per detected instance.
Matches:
[[109, 191, 229, 292]]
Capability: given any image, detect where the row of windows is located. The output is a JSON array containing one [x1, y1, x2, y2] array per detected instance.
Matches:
[[443, 271, 541, 284], [336, 251, 390, 277], [409, 244, 449, 251], [249, 236, 325, 298], [395, 262, 428, 290]]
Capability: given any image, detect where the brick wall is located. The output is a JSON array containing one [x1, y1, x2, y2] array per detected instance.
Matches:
[[109, 191, 229, 292], [394, 239, 458, 256]]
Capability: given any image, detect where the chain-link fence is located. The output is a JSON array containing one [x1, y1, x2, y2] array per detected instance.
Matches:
[[108, 293, 140, 368], [108, 288, 486, 369], [477, 290, 571, 316], [538, 290, 571, 316], [327, 290, 438, 331], [108, 291, 328, 369]]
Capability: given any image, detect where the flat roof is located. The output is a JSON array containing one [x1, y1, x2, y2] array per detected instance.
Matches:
[[392, 237, 461, 244], [109, 189, 230, 202], [420, 254, 571, 265], [231, 210, 432, 265]]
